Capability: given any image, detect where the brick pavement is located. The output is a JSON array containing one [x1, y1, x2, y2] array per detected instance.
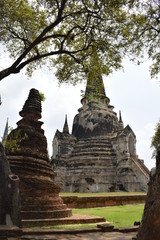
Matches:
[[21, 231, 136, 240]]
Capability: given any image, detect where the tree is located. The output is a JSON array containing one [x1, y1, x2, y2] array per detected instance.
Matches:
[[151, 121, 160, 158], [0, 0, 159, 83], [128, 0, 160, 78]]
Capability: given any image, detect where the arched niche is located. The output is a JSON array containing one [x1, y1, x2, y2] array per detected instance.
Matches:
[[128, 134, 136, 157]]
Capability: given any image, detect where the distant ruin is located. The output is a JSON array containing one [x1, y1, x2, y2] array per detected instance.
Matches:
[[52, 74, 149, 192]]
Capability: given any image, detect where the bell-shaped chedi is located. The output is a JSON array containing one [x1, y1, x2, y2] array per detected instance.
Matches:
[[136, 146, 160, 240], [52, 53, 149, 193], [6, 88, 72, 227]]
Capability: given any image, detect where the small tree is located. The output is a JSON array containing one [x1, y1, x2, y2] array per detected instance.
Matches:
[[4, 129, 28, 153], [39, 92, 46, 102]]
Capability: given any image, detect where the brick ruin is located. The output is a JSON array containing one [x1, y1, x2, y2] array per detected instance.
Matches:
[[0, 142, 21, 228], [6, 88, 72, 227], [52, 74, 150, 192]]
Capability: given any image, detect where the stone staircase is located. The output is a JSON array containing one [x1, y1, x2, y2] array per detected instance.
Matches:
[[132, 157, 150, 180], [22, 214, 105, 228], [70, 137, 116, 161], [65, 137, 118, 192]]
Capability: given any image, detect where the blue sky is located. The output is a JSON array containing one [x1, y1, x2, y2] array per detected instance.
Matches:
[[0, 54, 159, 170]]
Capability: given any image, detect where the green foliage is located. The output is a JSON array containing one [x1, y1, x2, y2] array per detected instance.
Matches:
[[151, 121, 160, 158], [81, 90, 103, 102], [0, 0, 159, 81], [4, 129, 28, 152], [39, 92, 46, 102], [128, 0, 160, 78]]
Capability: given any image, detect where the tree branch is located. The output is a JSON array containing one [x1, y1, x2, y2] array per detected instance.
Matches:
[[10, 0, 67, 71], [0, 41, 93, 81]]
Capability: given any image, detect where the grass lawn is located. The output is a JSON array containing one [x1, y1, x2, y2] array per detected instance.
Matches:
[[41, 204, 144, 229], [72, 204, 144, 228], [41, 223, 98, 229], [60, 192, 146, 197]]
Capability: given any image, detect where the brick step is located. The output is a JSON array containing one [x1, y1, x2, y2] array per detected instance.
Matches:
[[77, 139, 112, 147], [78, 137, 112, 142], [22, 214, 106, 228], [8, 156, 51, 168], [76, 142, 113, 146], [71, 150, 116, 157], [22, 209, 72, 220], [66, 168, 116, 175], [73, 142, 113, 146], [67, 164, 116, 169], [9, 159, 53, 172], [69, 155, 117, 162], [22, 204, 68, 211], [74, 141, 113, 147], [9, 164, 54, 178], [72, 146, 115, 152], [66, 164, 117, 170]]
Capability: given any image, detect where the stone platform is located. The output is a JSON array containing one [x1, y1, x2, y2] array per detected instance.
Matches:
[[20, 225, 138, 240], [22, 214, 105, 228], [21, 231, 137, 240], [0, 221, 139, 239]]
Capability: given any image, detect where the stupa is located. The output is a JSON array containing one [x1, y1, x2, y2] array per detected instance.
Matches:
[[52, 72, 150, 192], [6, 88, 72, 227]]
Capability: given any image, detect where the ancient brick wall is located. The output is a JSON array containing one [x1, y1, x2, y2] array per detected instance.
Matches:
[[61, 195, 146, 208]]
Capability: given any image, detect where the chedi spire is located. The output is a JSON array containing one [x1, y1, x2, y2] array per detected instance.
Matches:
[[2, 118, 9, 145], [82, 48, 109, 104], [63, 115, 69, 134], [20, 88, 42, 119]]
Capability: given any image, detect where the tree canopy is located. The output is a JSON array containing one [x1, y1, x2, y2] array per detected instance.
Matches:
[[129, 0, 160, 78], [0, 0, 159, 83]]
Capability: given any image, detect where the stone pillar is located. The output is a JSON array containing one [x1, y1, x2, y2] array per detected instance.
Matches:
[[0, 142, 21, 227], [136, 146, 160, 240]]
